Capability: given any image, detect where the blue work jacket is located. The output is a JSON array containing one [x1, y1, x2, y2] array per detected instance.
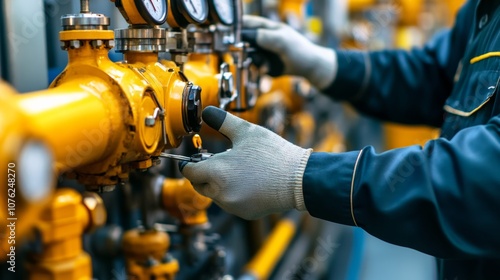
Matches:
[[302, 0, 500, 278]]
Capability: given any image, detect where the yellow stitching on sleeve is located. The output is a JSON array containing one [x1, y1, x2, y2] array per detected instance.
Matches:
[[470, 52, 500, 64]]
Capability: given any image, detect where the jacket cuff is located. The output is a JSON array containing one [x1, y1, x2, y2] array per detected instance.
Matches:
[[302, 151, 361, 226], [322, 50, 371, 102]]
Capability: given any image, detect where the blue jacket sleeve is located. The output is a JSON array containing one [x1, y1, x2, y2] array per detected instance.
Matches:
[[323, 0, 475, 127], [303, 115, 500, 259]]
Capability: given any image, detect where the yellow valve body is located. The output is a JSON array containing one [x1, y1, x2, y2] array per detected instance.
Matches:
[[0, 30, 194, 186], [27, 189, 94, 280], [123, 229, 180, 280], [162, 178, 212, 225]]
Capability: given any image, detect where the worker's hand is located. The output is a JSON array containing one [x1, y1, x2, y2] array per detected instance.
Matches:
[[242, 15, 337, 90], [180, 106, 312, 220]]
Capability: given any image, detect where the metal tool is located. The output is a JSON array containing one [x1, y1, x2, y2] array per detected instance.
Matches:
[[160, 134, 213, 162]]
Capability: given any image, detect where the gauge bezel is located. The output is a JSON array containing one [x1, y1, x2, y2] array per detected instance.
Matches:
[[208, 0, 234, 25], [171, 0, 209, 26], [134, 0, 168, 25]]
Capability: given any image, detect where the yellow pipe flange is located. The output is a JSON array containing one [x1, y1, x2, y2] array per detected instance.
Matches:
[[59, 30, 115, 41]]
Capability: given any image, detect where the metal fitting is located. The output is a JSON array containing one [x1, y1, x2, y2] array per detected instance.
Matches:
[[82, 192, 107, 232], [145, 116, 156, 127], [173, 54, 188, 65], [61, 13, 110, 31], [217, 63, 235, 109], [115, 27, 166, 53]]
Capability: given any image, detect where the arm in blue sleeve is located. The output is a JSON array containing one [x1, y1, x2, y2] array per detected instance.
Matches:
[[303, 115, 500, 258], [324, 0, 475, 127]]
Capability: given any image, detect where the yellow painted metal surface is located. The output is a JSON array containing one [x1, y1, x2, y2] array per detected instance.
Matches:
[[27, 189, 97, 280], [244, 218, 297, 280], [10, 29, 194, 185], [183, 53, 222, 109], [0, 82, 57, 257], [123, 229, 179, 280], [398, 0, 423, 26], [278, 0, 308, 21], [348, 0, 376, 12], [162, 178, 212, 225]]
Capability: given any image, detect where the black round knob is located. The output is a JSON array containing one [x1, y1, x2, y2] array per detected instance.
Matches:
[[186, 85, 202, 132]]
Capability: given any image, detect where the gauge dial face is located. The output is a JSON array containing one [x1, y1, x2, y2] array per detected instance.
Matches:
[[180, 0, 208, 23], [136, 0, 167, 25], [210, 0, 234, 25]]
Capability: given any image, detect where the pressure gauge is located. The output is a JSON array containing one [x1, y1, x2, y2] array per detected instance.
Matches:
[[208, 0, 234, 25], [115, 0, 167, 25], [168, 0, 209, 27]]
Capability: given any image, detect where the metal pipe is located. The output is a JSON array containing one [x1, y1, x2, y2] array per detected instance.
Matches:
[[13, 79, 123, 172], [233, 0, 243, 44], [81, 0, 90, 13]]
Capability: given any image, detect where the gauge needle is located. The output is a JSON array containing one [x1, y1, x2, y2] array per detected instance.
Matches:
[[149, 0, 157, 12], [188, 0, 198, 14]]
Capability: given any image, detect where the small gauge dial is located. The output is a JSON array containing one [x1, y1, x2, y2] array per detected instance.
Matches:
[[209, 0, 234, 25], [136, 0, 168, 25]]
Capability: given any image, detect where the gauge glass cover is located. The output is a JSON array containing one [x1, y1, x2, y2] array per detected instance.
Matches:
[[137, 0, 167, 24], [211, 0, 234, 25], [181, 0, 208, 22]]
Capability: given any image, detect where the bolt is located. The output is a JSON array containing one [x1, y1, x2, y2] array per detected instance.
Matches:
[[91, 40, 103, 48], [60, 41, 68, 50], [145, 116, 156, 127], [108, 40, 115, 48], [69, 40, 81, 49]]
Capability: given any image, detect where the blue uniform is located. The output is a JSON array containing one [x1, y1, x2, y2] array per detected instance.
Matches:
[[302, 0, 500, 278]]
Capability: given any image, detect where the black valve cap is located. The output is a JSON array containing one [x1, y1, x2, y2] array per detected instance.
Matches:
[[187, 85, 202, 132]]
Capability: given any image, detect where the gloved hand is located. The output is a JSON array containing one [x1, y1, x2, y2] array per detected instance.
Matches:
[[180, 106, 312, 220], [242, 15, 337, 90]]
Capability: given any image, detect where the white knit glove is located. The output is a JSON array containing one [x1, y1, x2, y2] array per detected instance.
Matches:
[[243, 15, 338, 90], [180, 106, 312, 220]]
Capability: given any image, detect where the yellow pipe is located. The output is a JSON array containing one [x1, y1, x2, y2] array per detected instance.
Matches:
[[13, 79, 122, 172], [244, 216, 298, 279]]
